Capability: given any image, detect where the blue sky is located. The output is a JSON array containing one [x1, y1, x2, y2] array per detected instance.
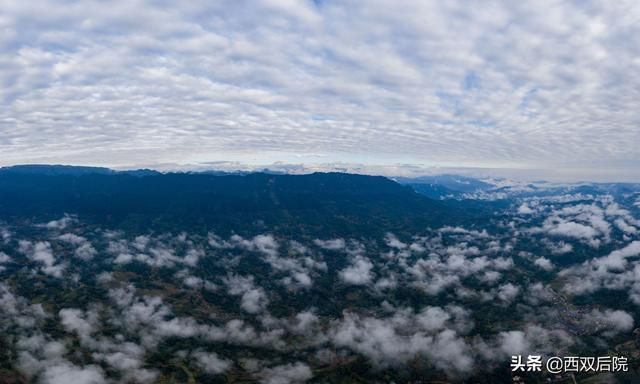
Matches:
[[1, 0, 639, 181]]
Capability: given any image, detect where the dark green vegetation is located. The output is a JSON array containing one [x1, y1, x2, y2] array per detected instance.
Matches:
[[0, 168, 496, 237], [1, 166, 640, 384]]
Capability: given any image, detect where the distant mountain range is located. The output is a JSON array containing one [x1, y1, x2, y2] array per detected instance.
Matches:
[[3, 165, 637, 195], [396, 172, 640, 201], [0, 165, 488, 236], [0, 164, 164, 177], [4, 165, 635, 236]]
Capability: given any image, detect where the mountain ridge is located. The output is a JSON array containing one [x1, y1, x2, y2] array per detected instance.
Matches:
[[0, 168, 473, 236]]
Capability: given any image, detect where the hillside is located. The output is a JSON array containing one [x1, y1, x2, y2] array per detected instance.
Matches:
[[0, 167, 460, 236]]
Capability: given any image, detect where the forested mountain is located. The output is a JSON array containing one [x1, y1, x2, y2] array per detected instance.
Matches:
[[0, 168, 476, 236], [1, 167, 640, 383]]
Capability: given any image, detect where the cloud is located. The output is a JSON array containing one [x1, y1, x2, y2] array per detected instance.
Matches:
[[16, 333, 107, 384], [104, 283, 283, 349], [523, 282, 555, 306], [40, 363, 107, 384], [559, 241, 640, 300], [259, 362, 313, 384], [496, 283, 520, 303], [180, 274, 218, 292], [0, 252, 11, 272], [18, 240, 66, 277], [329, 305, 474, 375], [476, 325, 574, 364], [496, 330, 529, 356], [545, 240, 573, 255], [384, 233, 407, 249], [59, 308, 98, 341], [224, 274, 270, 314], [258, 240, 326, 289], [517, 203, 534, 215], [532, 203, 615, 247], [2, 1, 640, 177], [402, 233, 514, 295], [230, 234, 279, 258], [39, 216, 76, 231], [192, 351, 231, 375], [92, 343, 158, 383], [614, 218, 638, 234], [4, 215, 640, 381], [338, 255, 374, 285], [313, 238, 346, 250], [0, 283, 48, 329], [533, 256, 554, 271], [582, 309, 634, 338], [58, 234, 97, 261], [547, 221, 599, 240], [108, 234, 205, 268]]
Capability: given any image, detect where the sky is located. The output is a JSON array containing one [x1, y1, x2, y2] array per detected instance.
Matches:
[[1, 0, 640, 181]]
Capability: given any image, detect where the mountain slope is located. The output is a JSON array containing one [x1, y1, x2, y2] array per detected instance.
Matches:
[[0, 168, 464, 236]]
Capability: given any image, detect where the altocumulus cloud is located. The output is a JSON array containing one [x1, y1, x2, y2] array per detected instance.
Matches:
[[1, 0, 640, 177]]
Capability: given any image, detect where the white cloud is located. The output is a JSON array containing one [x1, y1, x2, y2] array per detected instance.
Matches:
[[615, 218, 638, 234], [18, 240, 66, 277], [230, 234, 279, 258], [496, 331, 529, 356], [582, 309, 634, 338], [40, 363, 107, 384], [224, 274, 270, 314], [1, 1, 640, 177], [545, 240, 573, 255], [533, 203, 616, 247], [259, 362, 312, 384], [339, 255, 374, 285], [547, 221, 598, 240], [533, 256, 554, 271], [59, 308, 98, 341], [107, 235, 206, 268], [478, 325, 574, 364], [384, 233, 407, 249], [0, 252, 11, 264], [192, 351, 231, 375], [4, 220, 640, 382], [517, 203, 534, 215], [39, 216, 76, 231], [15, 332, 107, 384], [523, 282, 554, 306], [329, 306, 474, 375], [59, 234, 97, 261], [313, 238, 346, 250], [496, 283, 520, 303], [403, 236, 514, 295], [559, 241, 640, 300]]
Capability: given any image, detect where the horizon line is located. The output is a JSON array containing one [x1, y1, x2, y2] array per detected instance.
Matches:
[[2, 163, 639, 185]]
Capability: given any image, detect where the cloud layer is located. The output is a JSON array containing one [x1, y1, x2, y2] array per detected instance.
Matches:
[[1, 182, 640, 382], [2, 0, 640, 176]]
